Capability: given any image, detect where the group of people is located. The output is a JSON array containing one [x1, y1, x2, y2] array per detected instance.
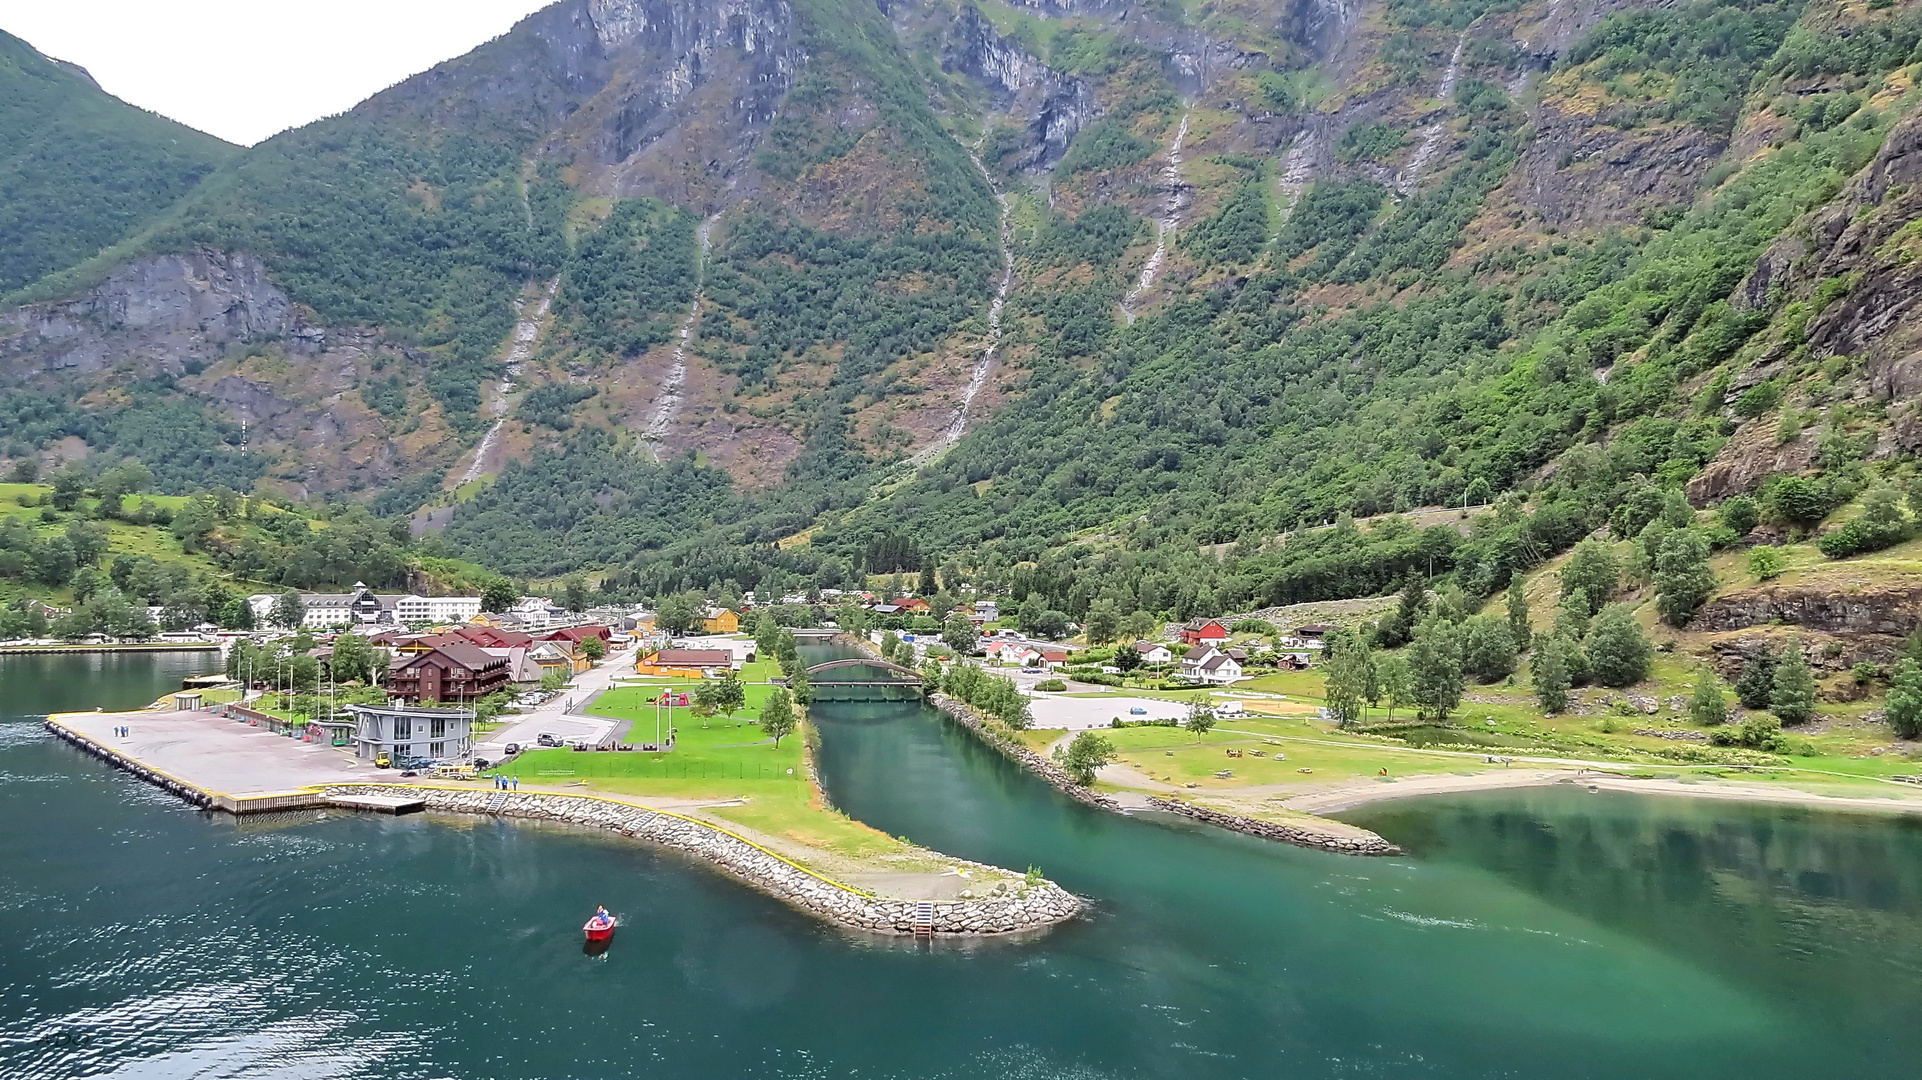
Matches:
[[493, 773, 519, 790], [112, 725, 131, 738]]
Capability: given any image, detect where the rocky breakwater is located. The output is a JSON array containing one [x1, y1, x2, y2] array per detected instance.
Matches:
[[1143, 798, 1401, 856], [321, 784, 1080, 936], [928, 693, 1122, 812]]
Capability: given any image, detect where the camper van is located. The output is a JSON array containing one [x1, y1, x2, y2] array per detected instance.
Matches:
[[1216, 700, 1246, 718]]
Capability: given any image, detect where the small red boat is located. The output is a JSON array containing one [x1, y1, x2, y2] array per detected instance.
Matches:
[[584, 907, 617, 942]]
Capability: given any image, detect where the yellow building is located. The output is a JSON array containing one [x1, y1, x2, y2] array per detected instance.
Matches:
[[701, 607, 740, 634], [636, 648, 735, 678]]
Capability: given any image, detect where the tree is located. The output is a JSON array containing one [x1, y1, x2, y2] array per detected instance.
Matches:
[[65, 521, 110, 566], [481, 577, 519, 614], [759, 688, 797, 747], [1113, 643, 1141, 672], [1583, 603, 1653, 688], [1323, 633, 1369, 729], [1734, 646, 1777, 709], [1184, 699, 1217, 739], [1083, 598, 1121, 645], [921, 658, 944, 694], [941, 611, 977, 654], [1770, 641, 1816, 725], [1654, 528, 1716, 626], [1886, 657, 1922, 739], [1376, 573, 1427, 648], [1747, 545, 1786, 580], [580, 635, 606, 661], [563, 575, 591, 613], [540, 668, 567, 692], [656, 594, 699, 635], [1376, 654, 1412, 721], [754, 611, 783, 657], [1505, 576, 1531, 652], [1124, 609, 1158, 642], [1688, 665, 1729, 727], [789, 666, 812, 706], [1560, 540, 1619, 615], [1460, 615, 1517, 683], [332, 632, 374, 684], [270, 590, 305, 630], [1059, 730, 1116, 786], [1554, 588, 1591, 641], [1408, 619, 1464, 721], [1720, 495, 1759, 536], [917, 560, 937, 596], [1533, 635, 1573, 714]]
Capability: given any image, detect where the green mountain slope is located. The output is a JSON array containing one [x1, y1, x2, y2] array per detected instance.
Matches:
[[0, 30, 235, 294]]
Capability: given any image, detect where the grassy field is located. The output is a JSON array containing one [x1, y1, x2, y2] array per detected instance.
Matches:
[[494, 680, 921, 864]]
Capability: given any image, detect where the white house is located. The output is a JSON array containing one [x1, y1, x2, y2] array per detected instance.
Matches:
[[343, 702, 473, 762], [1132, 640, 1173, 664], [1180, 646, 1244, 685]]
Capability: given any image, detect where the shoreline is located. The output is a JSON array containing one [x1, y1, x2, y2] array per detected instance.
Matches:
[[43, 712, 1081, 938], [2, 642, 220, 655], [1281, 766, 1922, 817]]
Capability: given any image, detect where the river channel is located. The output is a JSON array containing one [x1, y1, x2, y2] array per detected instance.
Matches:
[[4, 650, 1922, 1078]]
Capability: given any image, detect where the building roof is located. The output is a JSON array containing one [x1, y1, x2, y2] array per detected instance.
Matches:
[[1200, 654, 1238, 672], [1133, 640, 1167, 654], [650, 649, 734, 666], [397, 641, 505, 673]]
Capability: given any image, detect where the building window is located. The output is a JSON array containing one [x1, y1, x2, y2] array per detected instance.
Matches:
[[430, 717, 446, 739], [394, 716, 412, 740], [430, 741, 445, 759]]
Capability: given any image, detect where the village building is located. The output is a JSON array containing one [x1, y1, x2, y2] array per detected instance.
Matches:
[[700, 607, 740, 634], [1132, 641, 1174, 664], [1178, 618, 1233, 646], [385, 642, 511, 703], [635, 648, 737, 678], [343, 702, 474, 763], [247, 583, 486, 630], [1181, 645, 1244, 686]]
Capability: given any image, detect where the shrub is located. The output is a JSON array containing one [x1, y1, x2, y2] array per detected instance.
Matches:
[[1034, 678, 1067, 691], [1719, 494, 1759, 535], [1747, 545, 1786, 579], [1584, 603, 1653, 687]]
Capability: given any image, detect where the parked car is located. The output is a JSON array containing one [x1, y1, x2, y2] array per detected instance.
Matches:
[[536, 733, 563, 748], [1129, 706, 1147, 716]]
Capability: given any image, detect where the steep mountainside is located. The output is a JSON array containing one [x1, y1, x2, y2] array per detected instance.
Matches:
[[7, 0, 1922, 629], [0, 30, 235, 294]]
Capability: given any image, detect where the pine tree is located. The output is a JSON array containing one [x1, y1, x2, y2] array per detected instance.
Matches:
[[1654, 528, 1716, 626], [1688, 665, 1728, 727], [1734, 646, 1777, 710], [1769, 641, 1816, 725], [1532, 634, 1572, 714], [1505, 577, 1531, 652], [1584, 603, 1653, 688], [1887, 657, 1922, 739]]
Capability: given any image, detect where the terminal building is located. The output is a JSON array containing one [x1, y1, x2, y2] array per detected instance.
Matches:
[[342, 703, 474, 763]]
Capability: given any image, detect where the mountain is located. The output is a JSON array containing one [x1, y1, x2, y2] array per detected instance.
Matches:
[[0, 30, 235, 294], [6, 0, 1922, 625]]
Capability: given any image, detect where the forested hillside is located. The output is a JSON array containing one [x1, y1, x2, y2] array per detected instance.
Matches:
[[7, 0, 1922, 647], [0, 30, 234, 294]]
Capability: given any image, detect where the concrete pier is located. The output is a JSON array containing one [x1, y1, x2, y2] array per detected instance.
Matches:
[[47, 708, 372, 813]]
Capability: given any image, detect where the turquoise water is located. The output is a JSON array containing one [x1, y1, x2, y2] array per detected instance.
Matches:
[[3, 652, 1921, 1077]]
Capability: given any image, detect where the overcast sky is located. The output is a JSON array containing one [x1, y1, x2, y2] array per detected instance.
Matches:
[[3, 0, 555, 146]]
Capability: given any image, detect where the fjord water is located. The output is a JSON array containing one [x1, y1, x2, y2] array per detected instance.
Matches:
[[4, 654, 1922, 1078]]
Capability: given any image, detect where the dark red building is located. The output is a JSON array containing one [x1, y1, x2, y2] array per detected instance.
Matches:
[[386, 642, 511, 704]]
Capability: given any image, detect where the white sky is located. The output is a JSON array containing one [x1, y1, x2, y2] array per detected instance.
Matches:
[[2, 0, 556, 146]]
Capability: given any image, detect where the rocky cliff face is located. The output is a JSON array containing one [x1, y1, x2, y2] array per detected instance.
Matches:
[[0, 251, 294, 378], [939, 5, 1093, 172], [559, 0, 806, 210]]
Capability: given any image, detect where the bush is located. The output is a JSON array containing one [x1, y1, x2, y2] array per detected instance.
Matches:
[[1584, 603, 1653, 687], [1816, 487, 1912, 558], [1034, 678, 1067, 691], [1747, 545, 1786, 579], [1719, 494, 1759, 535]]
